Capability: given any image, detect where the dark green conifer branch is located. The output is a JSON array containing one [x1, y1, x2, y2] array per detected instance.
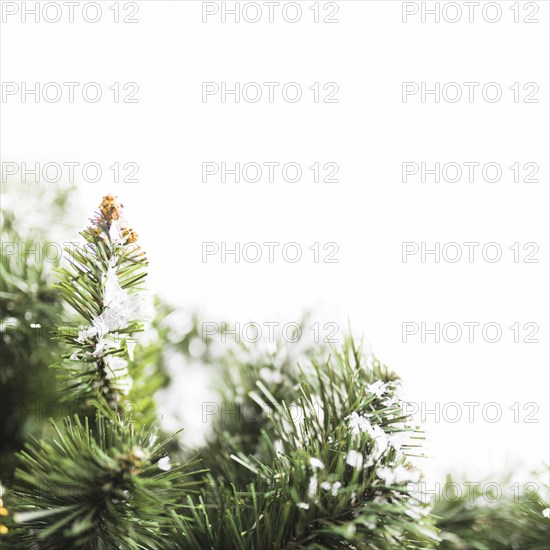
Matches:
[[176, 337, 440, 549], [3, 190, 548, 550], [434, 473, 550, 549], [12, 414, 202, 550], [8, 196, 204, 549], [53, 194, 149, 410]]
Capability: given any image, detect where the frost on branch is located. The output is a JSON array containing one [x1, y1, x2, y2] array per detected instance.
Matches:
[[55, 194, 151, 408]]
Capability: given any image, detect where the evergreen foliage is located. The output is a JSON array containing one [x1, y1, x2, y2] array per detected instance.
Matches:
[[434, 474, 549, 550], [12, 415, 201, 549], [2, 191, 548, 549], [52, 194, 149, 409], [5, 195, 203, 548], [179, 339, 439, 549], [0, 188, 72, 481]]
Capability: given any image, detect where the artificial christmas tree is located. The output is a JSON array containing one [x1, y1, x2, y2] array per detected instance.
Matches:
[[6, 195, 203, 548], [177, 338, 439, 549], [2, 193, 548, 549], [0, 187, 73, 482]]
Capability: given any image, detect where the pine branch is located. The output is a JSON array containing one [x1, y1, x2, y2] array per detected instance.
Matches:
[[1, 203, 68, 483], [177, 336, 440, 549], [53, 195, 149, 410], [7, 195, 206, 549], [434, 472, 550, 549], [11, 414, 204, 549]]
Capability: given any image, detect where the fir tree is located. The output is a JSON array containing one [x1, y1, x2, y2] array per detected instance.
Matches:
[[3, 192, 548, 549], [7, 195, 203, 549], [0, 186, 74, 482], [174, 338, 440, 549], [434, 473, 550, 549]]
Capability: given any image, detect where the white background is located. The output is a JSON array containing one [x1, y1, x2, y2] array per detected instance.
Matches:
[[1, 0, 549, 484]]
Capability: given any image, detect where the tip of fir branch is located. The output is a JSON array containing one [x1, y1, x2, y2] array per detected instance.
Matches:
[[95, 194, 141, 248], [99, 193, 123, 222]]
